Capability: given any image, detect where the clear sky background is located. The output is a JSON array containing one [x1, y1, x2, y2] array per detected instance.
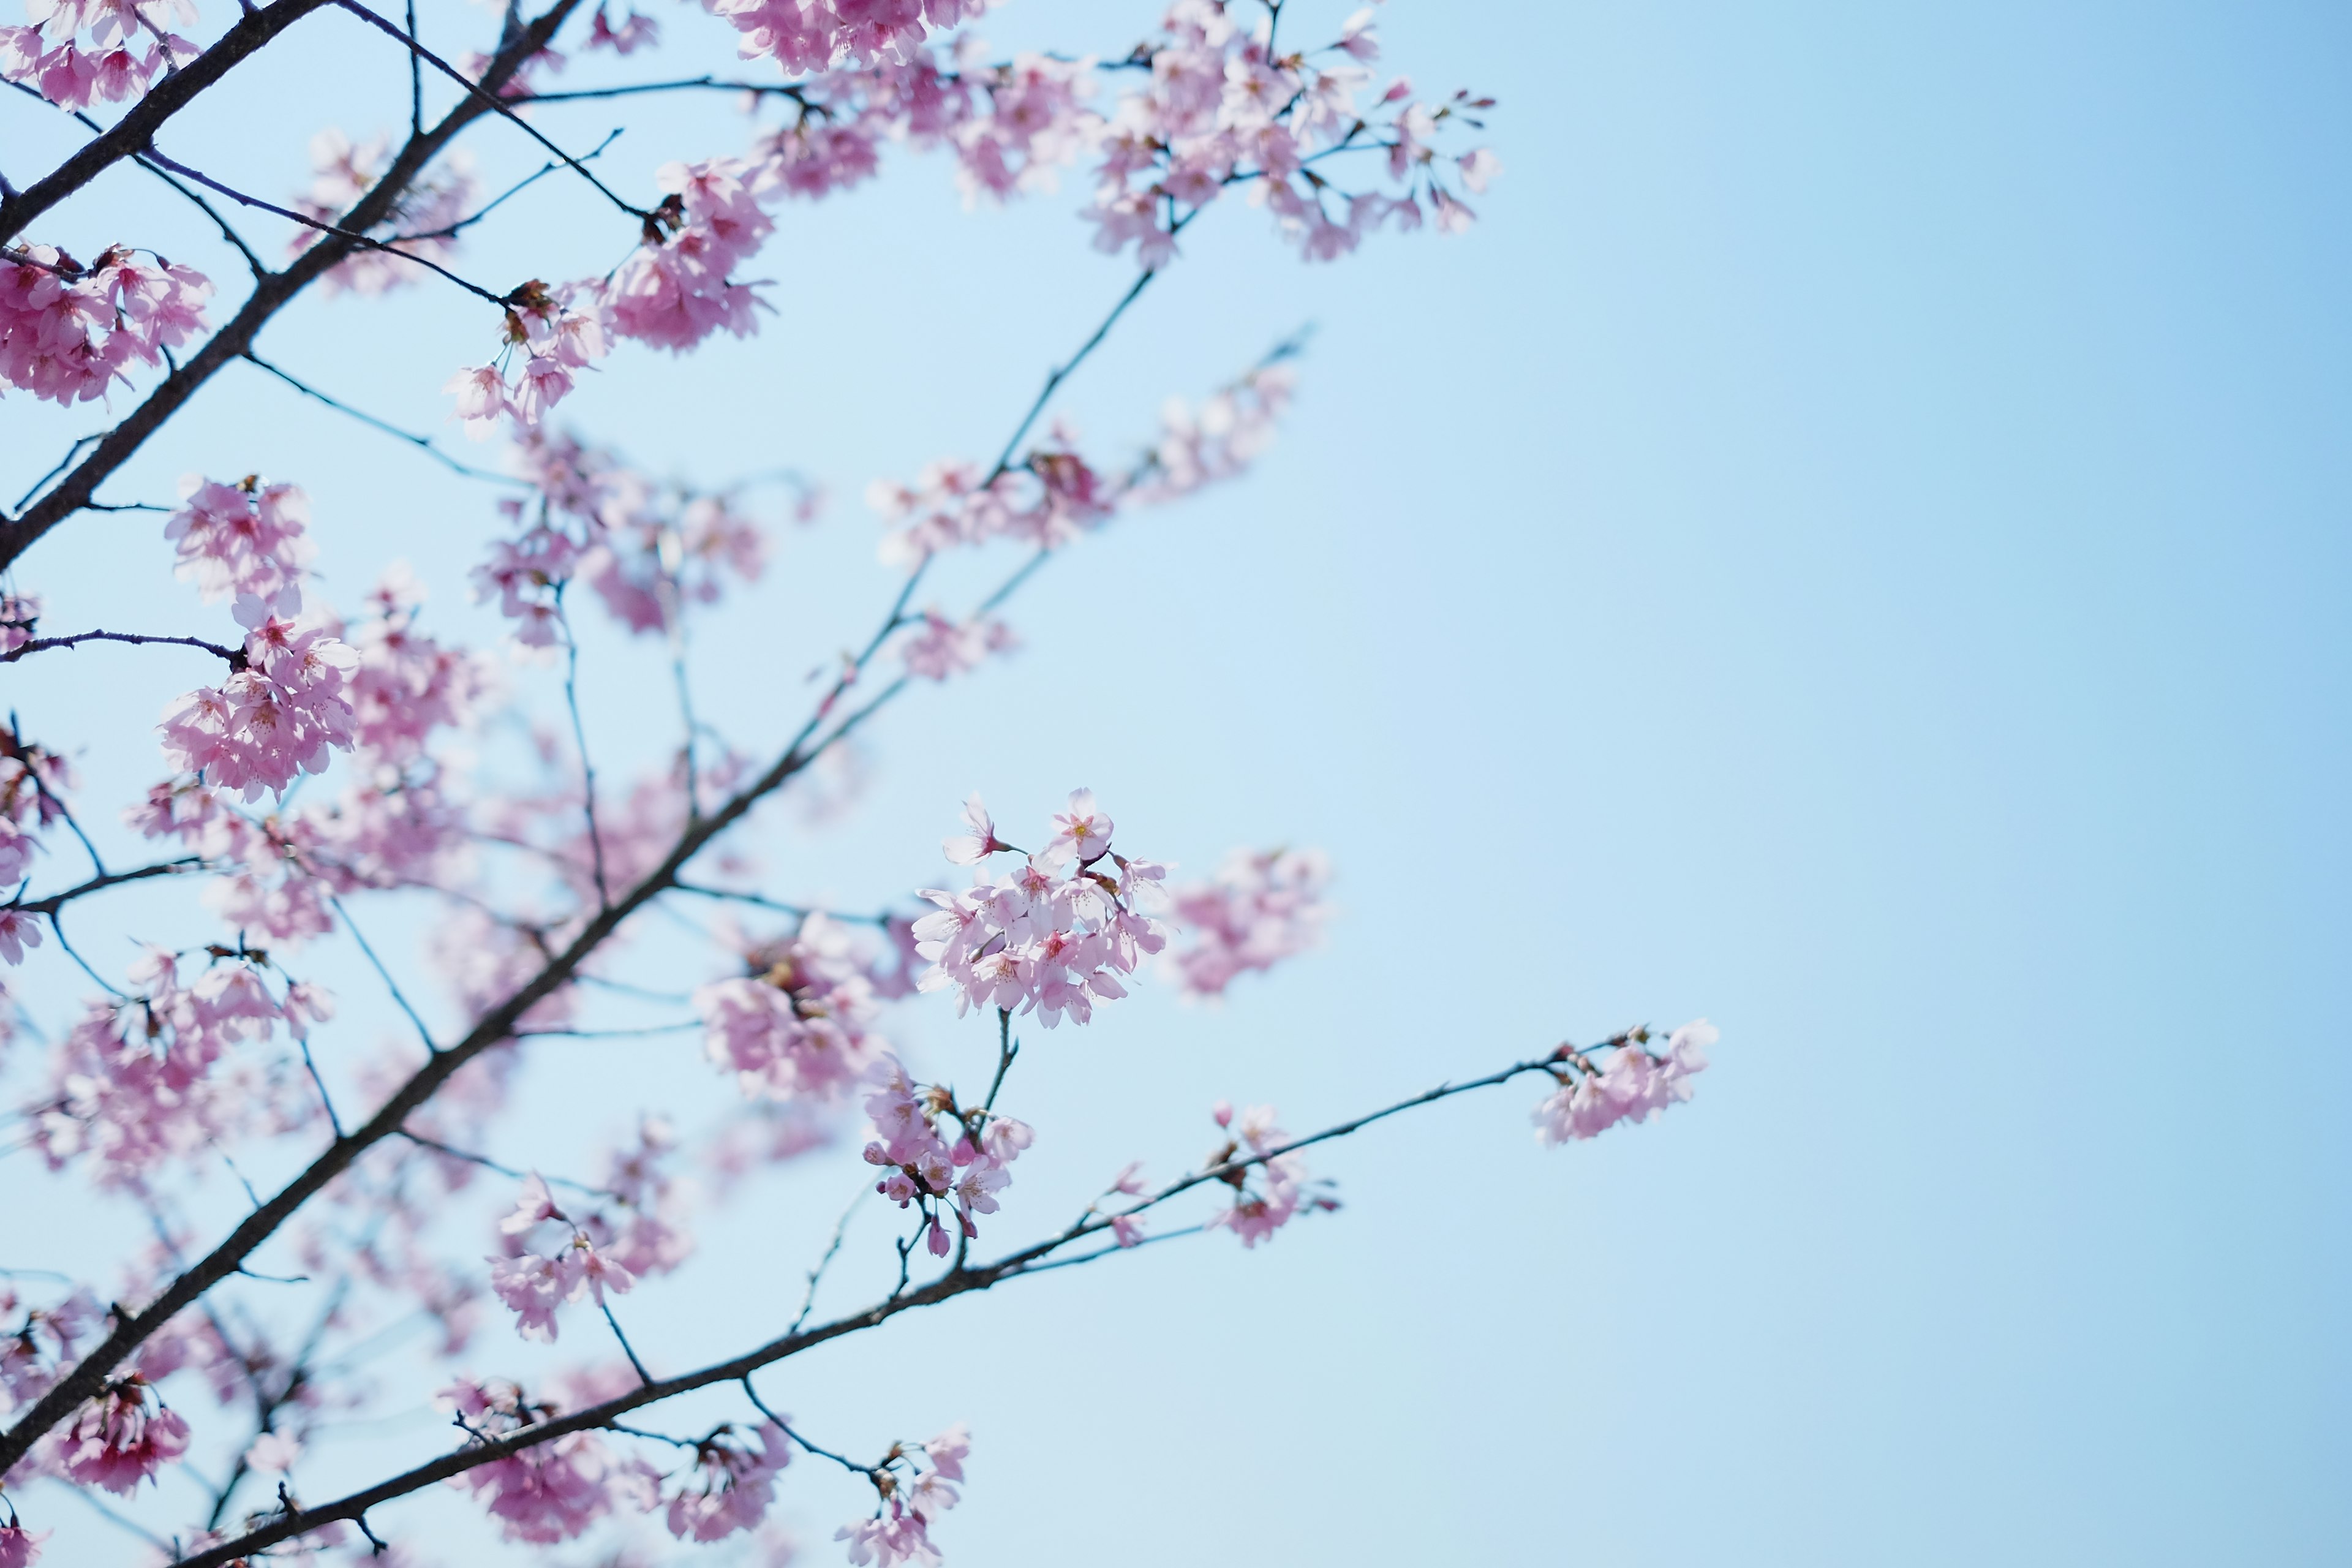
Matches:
[[4, 1, 2348, 1564]]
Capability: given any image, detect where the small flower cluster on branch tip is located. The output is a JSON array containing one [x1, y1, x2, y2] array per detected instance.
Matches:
[[153, 477, 360, 801], [830, 1423, 968, 1568], [1200, 1099, 1333, 1246], [31, 944, 331, 1184], [869, 358, 1294, 568], [913, 791, 1169, 1028], [1532, 1020, 1718, 1144], [862, 1054, 1034, 1256], [473, 425, 777, 645], [0, 243, 210, 406], [0, 0, 195, 112]]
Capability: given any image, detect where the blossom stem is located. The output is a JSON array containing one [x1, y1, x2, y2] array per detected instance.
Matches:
[[241, 352, 529, 486]]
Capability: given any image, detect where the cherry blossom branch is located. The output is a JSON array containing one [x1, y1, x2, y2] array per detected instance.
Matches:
[[137, 146, 519, 307], [0, 0, 342, 244], [0, 239, 1188, 1476], [2, 858, 202, 916], [330, 0, 654, 222], [162, 1045, 1588, 1567], [239, 351, 528, 485], [0, 0, 589, 571], [0, 627, 244, 665]]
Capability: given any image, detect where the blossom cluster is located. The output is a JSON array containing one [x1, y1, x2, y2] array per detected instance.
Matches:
[[1165, 845, 1330, 998], [133, 568, 486, 946], [30, 948, 326, 1186], [445, 280, 612, 439], [487, 1174, 644, 1343], [162, 475, 314, 603], [696, 915, 893, 1104], [835, 1424, 970, 1568], [1200, 1099, 1328, 1246], [288, 129, 480, 297], [699, 0, 982, 76], [472, 424, 772, 644], [0, 243, 211, 406], [435, 1378, 804, 1547], [870, 358, 1293, 566], [0, 0, 195, 112], [899, 608, 1015, 682], [442, 1378, 628, 1544], [658, 1420, 791, 1542], [156, 588, 358, 799], [36, 1374, 189, 1496], [1531, 1021, 1717, 1145], [913, 791, 1170, 1028], [862, 1054, 1035, 1255], [418, 4, 1486, 416], [1085, 4, 1501, 265]]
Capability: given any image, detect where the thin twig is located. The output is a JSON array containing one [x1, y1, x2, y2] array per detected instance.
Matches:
[[322, 889, 440, 1055], [791, 1185, 867, 1335], [242, 352, 528, 486], [4, 858, 199, 916], [557, 598, 609, 908], [331, 0, 652, 221], [392, 1128, 619, 1199], [138, 146, 514, 307], [1, 628, 243, 665]]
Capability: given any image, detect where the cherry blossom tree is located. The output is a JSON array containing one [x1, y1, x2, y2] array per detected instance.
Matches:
[[0, 1, 1711, 1562]]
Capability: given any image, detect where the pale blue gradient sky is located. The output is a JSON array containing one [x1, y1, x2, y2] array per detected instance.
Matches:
[[4, 2, 2348, 1564]]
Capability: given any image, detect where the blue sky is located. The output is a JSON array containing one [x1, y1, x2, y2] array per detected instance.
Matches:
[[4, 1, 2348, 1563]]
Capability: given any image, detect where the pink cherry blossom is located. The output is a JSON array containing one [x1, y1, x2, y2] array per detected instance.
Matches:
[[1039, 788, 1112, 869], [662, 1420, 790, 1541], [43, 1376, 189, 1494], [0, 1523, 45, 1568], [1166, 846, 1330, 997]]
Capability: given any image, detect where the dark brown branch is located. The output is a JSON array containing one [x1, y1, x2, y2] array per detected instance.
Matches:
[[4, 858, 202, 916], [0, 0, 587, 573], [0, 0, 342, 244], [0, 628, 243, 665]]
